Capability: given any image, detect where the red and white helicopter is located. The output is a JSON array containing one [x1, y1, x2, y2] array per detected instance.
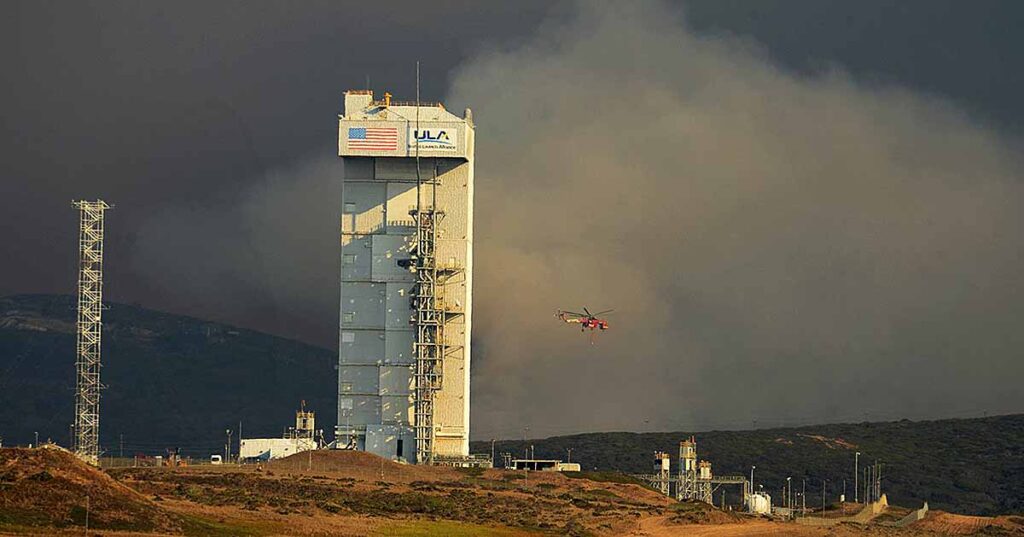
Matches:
[[555, 307, 612, 333]]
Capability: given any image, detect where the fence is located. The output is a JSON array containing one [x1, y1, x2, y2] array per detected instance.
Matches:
[[894, 502, 929, 527], [795, 494, 888, 527]]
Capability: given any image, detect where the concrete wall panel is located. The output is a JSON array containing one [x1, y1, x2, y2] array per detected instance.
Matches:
[[340, 282, 384, 329], [341, 182, 385, 234], [339, 329, 384, 364], [371, 235, 414, 281]]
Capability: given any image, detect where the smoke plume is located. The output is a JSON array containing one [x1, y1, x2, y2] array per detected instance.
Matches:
[[447, 1, 1024, 438], [128, 1, 1024, 440]]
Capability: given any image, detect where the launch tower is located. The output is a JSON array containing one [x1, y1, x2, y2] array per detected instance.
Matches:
[[336, 90, 474, 463]]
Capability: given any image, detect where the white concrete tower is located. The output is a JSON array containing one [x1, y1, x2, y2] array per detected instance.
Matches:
[[336, 90, 474, 463]]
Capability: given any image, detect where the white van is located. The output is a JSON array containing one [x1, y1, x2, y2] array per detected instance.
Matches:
[[210, 454, 223, 465]]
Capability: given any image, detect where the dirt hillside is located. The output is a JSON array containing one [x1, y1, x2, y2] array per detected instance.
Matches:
[[0, 446, 179, 533], [912, 511, 1024, 535]]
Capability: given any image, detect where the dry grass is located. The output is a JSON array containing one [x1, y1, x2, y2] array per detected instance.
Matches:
[[3, 448, 1016, 537], [0, 446, 180, 533]]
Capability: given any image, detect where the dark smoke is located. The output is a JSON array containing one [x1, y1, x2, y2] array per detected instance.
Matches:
[[447, 1, 1024, 438], [4, 1, 1023, 441]]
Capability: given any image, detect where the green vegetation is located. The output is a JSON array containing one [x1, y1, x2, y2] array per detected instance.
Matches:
[[563, 471, 647, 487], [477, 415, 1024, 516], [374, 519, 541, 537], [0, 294, 336, 457], [4, 294, 1021, 517], [455, 466, 487, 478], [179, 515, 271, 537]]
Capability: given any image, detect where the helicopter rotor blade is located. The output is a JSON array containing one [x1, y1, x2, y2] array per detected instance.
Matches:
[[583, 307, 592, 317], [593, 309, 614, 316]]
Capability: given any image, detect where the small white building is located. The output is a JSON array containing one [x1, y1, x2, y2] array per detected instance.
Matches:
[[240, 437, 315, 461], [510, 459, 580, 472]]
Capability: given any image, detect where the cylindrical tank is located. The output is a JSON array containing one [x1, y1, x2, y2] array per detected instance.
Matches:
[[747, 492, 772, 514]]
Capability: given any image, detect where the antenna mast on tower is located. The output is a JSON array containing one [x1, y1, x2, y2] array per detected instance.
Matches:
[[72, 199, 110, 465]]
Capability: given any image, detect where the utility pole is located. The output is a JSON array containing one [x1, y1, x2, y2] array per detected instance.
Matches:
[[865, 466, 871, 503], [119, 433, 124, 459], [854, 451, 860, 503], [802, 478, 806, 516], [822, 479, 827, 514], [875, 461, 882, 500], [490, 439, 495, 467], [786, 477, 792, 508], [225, 429, 232, 463], [34, 431, 38, 448], [842, 479, 847, 514], [566, 447, 573, 464]]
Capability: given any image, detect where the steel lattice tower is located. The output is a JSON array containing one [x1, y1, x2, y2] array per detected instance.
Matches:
[[73, 200, 110, 465]]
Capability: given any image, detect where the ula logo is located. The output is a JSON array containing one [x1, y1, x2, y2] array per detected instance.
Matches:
[[413, 129, 455, 147]]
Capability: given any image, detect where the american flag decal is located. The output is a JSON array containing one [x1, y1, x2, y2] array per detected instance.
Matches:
[[347, 126, 398, 151]]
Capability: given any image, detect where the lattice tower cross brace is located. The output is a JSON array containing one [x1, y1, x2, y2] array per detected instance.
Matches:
[[73, 200, 110, 465]]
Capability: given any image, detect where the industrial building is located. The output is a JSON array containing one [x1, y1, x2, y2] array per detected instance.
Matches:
[[239, 406, 318, 461], [639, 437, 748, 507], [508, 459, 581, 472], [336, 90, 475, 465]]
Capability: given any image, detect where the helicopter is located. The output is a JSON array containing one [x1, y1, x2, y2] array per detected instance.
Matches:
[[555, 307, 612, 332]]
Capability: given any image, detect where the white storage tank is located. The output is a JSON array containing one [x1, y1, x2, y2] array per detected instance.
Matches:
[[747, 491, 772, 514]]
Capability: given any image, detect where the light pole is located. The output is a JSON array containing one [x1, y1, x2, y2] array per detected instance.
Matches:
[[490, 439, 495, 467], [854, 451, 860, 503], [822, 479, 827, 514], [566, 448, 573, 464], [34, 431, 38, 448], [749, 466, 756, 512], [226, 429, 232, 463], [786, 477, 792, 508]]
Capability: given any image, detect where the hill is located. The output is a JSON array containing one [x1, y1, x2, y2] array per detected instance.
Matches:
[[2, 294, 1021, 517], [0, 445, 180, 533], [474, 414, 1024, 516], [6, 447, 1019, 536], [0, 294, 336, 457]]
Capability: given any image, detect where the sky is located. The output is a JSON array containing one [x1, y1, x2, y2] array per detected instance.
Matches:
[[3, 1, 1024, 439]]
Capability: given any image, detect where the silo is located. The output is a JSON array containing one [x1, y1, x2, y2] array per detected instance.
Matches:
[[336, 90, 475, 463]]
